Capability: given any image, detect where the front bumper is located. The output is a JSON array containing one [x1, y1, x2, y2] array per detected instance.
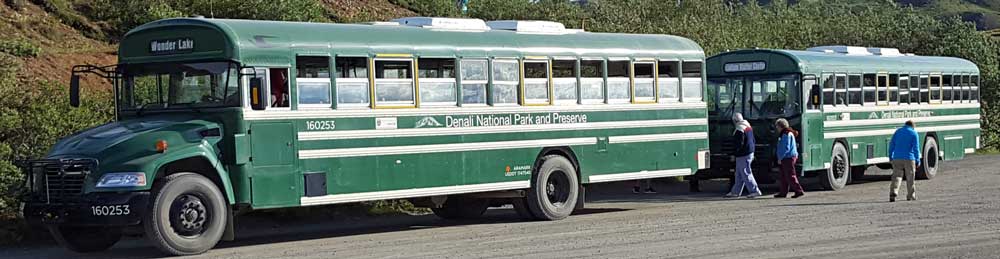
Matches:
[[23, 192, 149, 226]]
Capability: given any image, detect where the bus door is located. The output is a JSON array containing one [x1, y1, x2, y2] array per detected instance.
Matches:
[[246, 67, 299, 207], [802, 75, 823, 170]]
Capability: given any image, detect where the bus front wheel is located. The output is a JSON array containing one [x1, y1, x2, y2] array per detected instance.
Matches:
[[821, 143, 850, 190], [526, 155, 579, 221], [917, 137, 939, 180], [144, 173, 227, 256]]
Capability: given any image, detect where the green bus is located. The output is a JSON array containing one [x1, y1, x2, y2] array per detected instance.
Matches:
[[702, 46, 981, 191], [20, 17, 710, 255]]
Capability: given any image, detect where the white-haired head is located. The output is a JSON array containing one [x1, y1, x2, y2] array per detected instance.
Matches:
[[732, 112, 744, 124]]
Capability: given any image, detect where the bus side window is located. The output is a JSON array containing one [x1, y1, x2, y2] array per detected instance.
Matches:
[[552, 59, 578, 105], [491, 59, 519, 106], [374, 58, 415, 107], [633, 61, 655, 103], [898, 75, 909, 105], [889, 74, 899, 104], [960, 74, 970, 102], [459, 59, 487, 106], [270, 68, 290, 108], [523, 60, 550, 105], [822, 74, 834, 107], [607, 60, 630, 104], [835, 74, 847, 106], [848, 74, 861, 106], [909, 75, 920, 104], [862, 73, 876, 105], [658, 60, 680, 102], [335, 57, 371, 108], [919, 75, 930, 103], [805, 76, 819, 110], [295, 56, 332, 109], [942, 75, 953, 103], [580, 59, 604, 104], [681, 61, 703, 102], [419, 58, 458, 107]]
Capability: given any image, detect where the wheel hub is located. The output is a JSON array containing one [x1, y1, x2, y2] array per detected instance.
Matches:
[[545, 170, 570, 208], [170, 194, 208, 237]]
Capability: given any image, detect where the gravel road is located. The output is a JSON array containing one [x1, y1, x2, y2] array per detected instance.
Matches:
[[3, 155, 998, 259]]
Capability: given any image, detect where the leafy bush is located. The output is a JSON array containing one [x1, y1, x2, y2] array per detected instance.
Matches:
[[0, 39, 40, 58], [390, 0, 461, 17]]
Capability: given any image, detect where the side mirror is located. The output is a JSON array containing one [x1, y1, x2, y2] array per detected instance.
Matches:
[[69, 75, 81, 107], [249, 77, 267, 110]]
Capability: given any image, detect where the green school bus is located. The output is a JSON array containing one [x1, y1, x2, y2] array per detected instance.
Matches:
[[20, 17, 710, 255], [702, 46, 981, 190]]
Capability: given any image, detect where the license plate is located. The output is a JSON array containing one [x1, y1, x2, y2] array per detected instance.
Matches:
[[91, 205, 130, 216]]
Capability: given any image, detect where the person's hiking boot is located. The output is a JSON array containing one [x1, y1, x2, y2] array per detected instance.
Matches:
[[747, 191, 762, 198], [890, 194, 897, 202], [773, 193, 787, 198], [723, 193, 740, 198], [907, 195, 916, 201], [632, 186, 641, 194], [791, 192, 804, 198], [644, 188, 657, 194]]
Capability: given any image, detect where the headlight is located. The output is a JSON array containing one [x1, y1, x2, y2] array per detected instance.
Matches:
[[96, 172, 147, 188]]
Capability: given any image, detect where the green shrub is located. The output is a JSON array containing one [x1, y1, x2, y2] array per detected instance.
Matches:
[[390, 0, 461, 17], [0, 39, 40, 58]]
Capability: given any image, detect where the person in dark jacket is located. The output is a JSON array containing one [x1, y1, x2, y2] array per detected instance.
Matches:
[[725, 113, 762, 198], [773, 118, 804, 198], [889, 120, 921, 202]]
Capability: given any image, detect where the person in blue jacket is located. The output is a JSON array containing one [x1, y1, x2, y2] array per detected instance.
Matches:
[[725, 113, 762, 198], [889, 120, 921, 202], [773, 118, 804, 198]]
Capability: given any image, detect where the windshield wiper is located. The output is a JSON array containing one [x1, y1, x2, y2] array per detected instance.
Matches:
[[135, 102, 164, 116], [172, 102, 203, 113]]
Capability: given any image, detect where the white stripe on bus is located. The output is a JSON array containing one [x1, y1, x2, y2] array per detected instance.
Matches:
[[245, 102, 707, 120], [943, 136, 964, 141], [824, 114, 980, 128], [965, 148, 976, 154], [299, 131, 709, 159], [299, 137, 598, 159], [588, 168, 692, 183], [823, 103, 979, 113], [300, 181, 531, 206], [300, 118, 707, 141], [824, 123, 980, 139], [607, 132, 708, 144]]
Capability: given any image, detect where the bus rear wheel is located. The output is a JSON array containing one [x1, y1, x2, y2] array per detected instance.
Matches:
[[144, 173, 227, 256], [917, 137, 939, 180], [431, 196, 490, 219], [821, 143, 850, 190], [526, 155, 579, 221], [49, 226, 121, 253]]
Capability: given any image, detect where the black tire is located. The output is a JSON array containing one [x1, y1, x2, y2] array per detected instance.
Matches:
[[526, 155, 579, 221], [431, 196, 490, 220], [917, 137, 939, 180], [849, 165, 867, 183], [144, 173, 227, 256], [49, 226, 121, 253], [821, 143, 850, 190]]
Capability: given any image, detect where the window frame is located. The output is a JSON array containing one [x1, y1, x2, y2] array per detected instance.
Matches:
[[334, 56, 372, 109], [875, 73, 889, 106], [929, 74, 942, 104], [372, 57, 417, 108], [579, 58, 605, 104], [458, 58, 488, 107], [847, 74, 862, 106], [490, 58, 521, 107], [680, 60, 704, 103], [657, 59, 681, 103], [417, 57, 459, 108], [521, 59, 551, 106], [551, 58, 579, 105], [606, 58, 631, 104], [632, 60, 656, 104]]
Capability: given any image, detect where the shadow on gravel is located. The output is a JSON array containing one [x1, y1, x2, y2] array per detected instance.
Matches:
[[766, 201, 885, 207]]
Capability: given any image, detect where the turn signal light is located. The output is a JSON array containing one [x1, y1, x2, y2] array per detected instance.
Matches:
[[156, 140, 168, 153]]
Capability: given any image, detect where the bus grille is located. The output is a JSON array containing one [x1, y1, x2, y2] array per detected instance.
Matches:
[[25, 159, 95, 203]]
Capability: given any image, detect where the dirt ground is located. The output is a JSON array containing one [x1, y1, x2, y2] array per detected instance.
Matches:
[[2, 155, 998, 259]]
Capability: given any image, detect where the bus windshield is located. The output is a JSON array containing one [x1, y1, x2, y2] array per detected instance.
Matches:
[[121, 61, 240, 110], [709, 74, 800, 119]]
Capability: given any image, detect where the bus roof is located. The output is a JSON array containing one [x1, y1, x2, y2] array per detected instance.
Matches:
[[707, 48, 980, 77], [120, 18, 705, 65]]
